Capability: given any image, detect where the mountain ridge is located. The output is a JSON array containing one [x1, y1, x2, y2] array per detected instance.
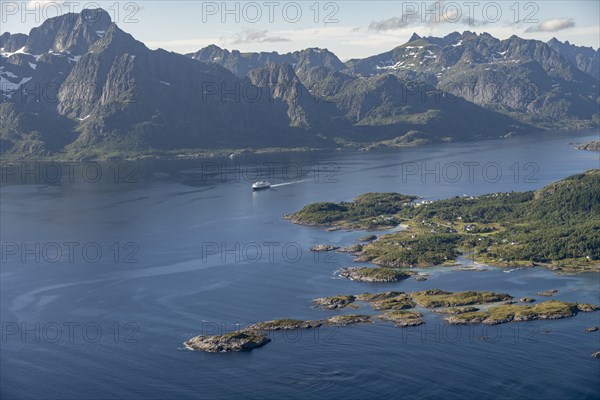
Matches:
[[1, 11, 597, 160]]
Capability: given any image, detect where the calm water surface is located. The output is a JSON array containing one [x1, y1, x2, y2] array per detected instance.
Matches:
[[1, 132, 599, 399]]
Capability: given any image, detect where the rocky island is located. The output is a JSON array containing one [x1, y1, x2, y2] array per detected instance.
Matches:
[[377, 311, 425, 327], [574, 141, 600, 151], [313, 295, 357, 310], [338, 267, 412, 282], [444, 301, 598, 325], [309, 244, 340, 252], [184, 331, 271, 353], [285, 193, 417, 230], [186, 289, 599, 352], [185, 316, 373, 353], [410, 289, 513, 308]]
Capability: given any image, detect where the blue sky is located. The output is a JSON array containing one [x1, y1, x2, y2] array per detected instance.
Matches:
[[1, 1, 599, 59]]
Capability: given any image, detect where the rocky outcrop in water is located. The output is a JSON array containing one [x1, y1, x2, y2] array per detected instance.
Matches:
[[339, 267, 411, 282], [184, 331, 271, 353], [575, 141, 600, 151], [309, 244, 340, 252]]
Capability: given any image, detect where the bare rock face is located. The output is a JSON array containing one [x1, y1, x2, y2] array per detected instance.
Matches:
[[339, 267, 411, 283], [310, 244, 340, 252], [25, 9, 112, 55], [377, 311, 424, 327], [1, 33, 28, 52], [548, 37, 600, 81], [346, 31, 599, 124], [245, 319, 323, 331], [520, 297, 536, 303], [188, 45, 345, 86], [585, 326, 599, 332], [326, 314, 372, 326], [313, 295, 356, 310], [184, 331, 270, 353], [575, 141, 600, 152], [247, 62, 333, 129]]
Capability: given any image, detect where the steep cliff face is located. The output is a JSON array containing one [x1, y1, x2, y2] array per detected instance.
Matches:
[[0, 33, 28, 52], [248, 62, 317, 129], [52, 23, 323, 150], [1, 9, 329, 157], [24, 8, 112, 55], [324, 73, 529, 142], [188, 45, 345, 85], [188, 45, 295, 78], [547, 37, 600, 81]]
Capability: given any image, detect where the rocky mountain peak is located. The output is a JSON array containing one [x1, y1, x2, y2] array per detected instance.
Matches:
[[408, 32, 421, 42], [0, 33, 28, 52], [25, 8, 112, 55]]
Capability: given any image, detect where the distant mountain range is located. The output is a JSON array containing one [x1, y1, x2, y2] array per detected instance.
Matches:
[[1, 9, 598, 159]]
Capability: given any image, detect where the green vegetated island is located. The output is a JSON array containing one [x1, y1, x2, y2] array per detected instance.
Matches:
[[287, 170, 600, 273], [185, 171, 600, 353]]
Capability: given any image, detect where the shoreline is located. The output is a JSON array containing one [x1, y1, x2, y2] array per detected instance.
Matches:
[[284, 171, 600, 274], [1, 128, 597, 163]]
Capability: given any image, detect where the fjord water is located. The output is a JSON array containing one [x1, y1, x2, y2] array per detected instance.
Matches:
[[1, 132, 599, 400]]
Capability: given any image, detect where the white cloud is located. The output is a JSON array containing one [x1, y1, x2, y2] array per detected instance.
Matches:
[[369, 16, 415, 32], [220, 29, 289, 45], [144, 38, 220, 52], [526, 18, 576, 33]]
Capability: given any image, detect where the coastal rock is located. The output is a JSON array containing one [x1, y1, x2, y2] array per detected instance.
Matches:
[[575, 141, 600, 151], [310, 244, 340, 252], [411, 289, 513, 308], [459, 267, 488, 272], [377, 311, 424, 327], [357, 235, 377, 243], [184, 331, 270, 353], [338, 244, 363, 253], [445, 300, 598, 326], [370, 294, 416, 311], [536, 290, 558, 297], [445, 312, 489, 325], [520, 297, 536, 303], [326, 314, 372, 326], [313, 295, 356, 310], [339, 267, 411, 282], [355, 291, 405, 301], [577, 304, 599, 312], [246, 319, 322, 331], [432, 306, 480, 315]]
